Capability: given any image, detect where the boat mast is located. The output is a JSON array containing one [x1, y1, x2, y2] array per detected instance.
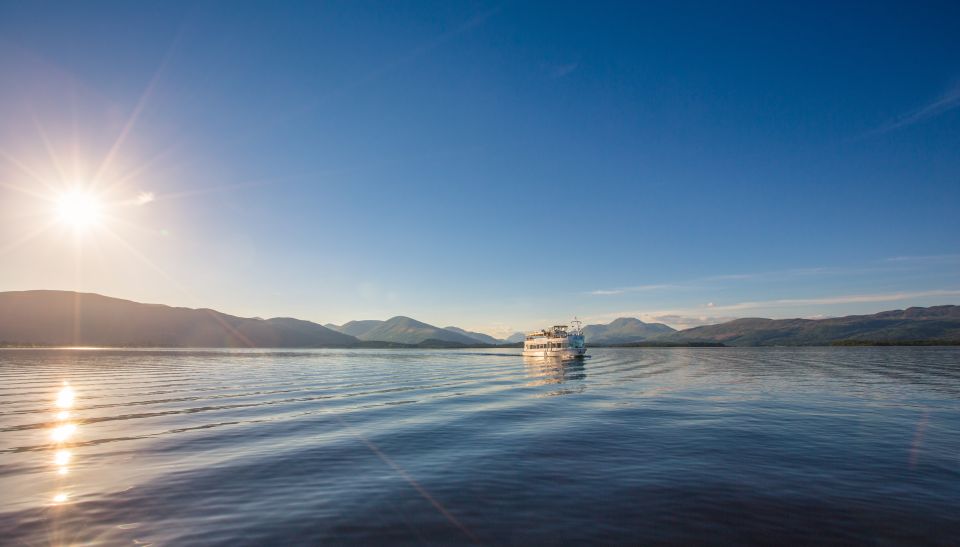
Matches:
[[571, 317, 583, 336]]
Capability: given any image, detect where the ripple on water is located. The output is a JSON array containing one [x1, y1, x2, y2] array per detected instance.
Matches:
[[0, 347, 959, 545]]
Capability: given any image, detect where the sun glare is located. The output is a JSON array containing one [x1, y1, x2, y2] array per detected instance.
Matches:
[[56, 384, 75, 409], [54, 449, 71, 466], [56, 191, 103, 230], [51, 423, 76, 442]]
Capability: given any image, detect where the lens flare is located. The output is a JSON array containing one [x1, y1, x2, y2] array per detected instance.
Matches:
[[52, 493, 69, 504]]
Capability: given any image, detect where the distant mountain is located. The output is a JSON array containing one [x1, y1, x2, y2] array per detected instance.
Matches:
[[5, 290, 956, 348], [504, 332, 526, 344], [356, 316, 480, 345], [664, 306, 960, 346], [327, 320, 384, 337], [583, 317, 676, 344], [443, 326, 502, 345], [0, 290, 357, 347]]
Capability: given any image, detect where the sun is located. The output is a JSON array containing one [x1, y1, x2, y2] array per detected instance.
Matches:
[[56, 190, 103, 230]]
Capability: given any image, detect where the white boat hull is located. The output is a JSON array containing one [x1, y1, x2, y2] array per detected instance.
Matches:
[[521, 347, 586, 360]]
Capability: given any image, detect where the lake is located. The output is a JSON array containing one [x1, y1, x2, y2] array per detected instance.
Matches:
[[1, 347, 958, 545]]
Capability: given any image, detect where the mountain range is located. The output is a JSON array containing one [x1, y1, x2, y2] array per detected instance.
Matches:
[[324, 320, 382, 338], [443, 326, 503, 345], [0, 290, 355, 348], [326, 317, 480, 345], [661, 306, 960, 346], [1, 290, 958, 347], [325, 319, 512, 345], [582, 317, 676, 344], [504, 332, 526, 344]]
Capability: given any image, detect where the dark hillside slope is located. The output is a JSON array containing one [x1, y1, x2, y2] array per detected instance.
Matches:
[[0, 290, 357, 347], [665, 306, 960, 346], [357, 316, 478, 345], [328, 320, 384, 337], [583, 317, 676, 344], [443, 326, 502, 345]]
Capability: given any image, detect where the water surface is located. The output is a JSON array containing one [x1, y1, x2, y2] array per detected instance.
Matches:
[[1, 347, 958, 545]]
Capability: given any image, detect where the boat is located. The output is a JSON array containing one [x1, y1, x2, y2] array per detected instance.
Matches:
[[522, 318, 586, 360]]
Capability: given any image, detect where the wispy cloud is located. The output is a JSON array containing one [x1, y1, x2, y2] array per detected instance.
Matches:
[[704, 289, 960, 312], [705, 273, 758, 281], [548, 62, 579, 79], [587, 284, 679, 296], [707, 265, 886, 281], [589, 255, 960, 298], [119, 191, 155, 207], [864, 85, 960, 137], [589, 264, 883, 296], [884, 253, 960, 263]]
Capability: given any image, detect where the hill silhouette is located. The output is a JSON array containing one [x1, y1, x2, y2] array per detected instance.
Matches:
[[355, 316, 479, 345], [327, 320, 384, 337], [663, 306, 960, 346], [0, 291, 356, 347], [443, 326, 503, 345], [583, 317, 676, 344], [3, 291, 958, 348]]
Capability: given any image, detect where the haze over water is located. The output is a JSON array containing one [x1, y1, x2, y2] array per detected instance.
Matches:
[[1, 347, 958, 545]]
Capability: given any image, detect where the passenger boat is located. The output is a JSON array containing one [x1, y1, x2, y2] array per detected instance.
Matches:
[[522, 319, 586, 360]]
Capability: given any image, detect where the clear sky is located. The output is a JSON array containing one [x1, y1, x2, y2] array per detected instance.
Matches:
[[1, 1, 958, 337]]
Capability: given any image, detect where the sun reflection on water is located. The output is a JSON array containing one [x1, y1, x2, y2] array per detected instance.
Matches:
[[523, 356, 587, 396], [50, 423, 77, 442], [50, 382, 78, 505], [54, 449, 72, 466], [56, 384, 75, 409]]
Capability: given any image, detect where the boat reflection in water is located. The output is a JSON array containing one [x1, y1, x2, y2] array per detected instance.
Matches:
[[523, 355, 586, 396], [50, 382, 77, 505]]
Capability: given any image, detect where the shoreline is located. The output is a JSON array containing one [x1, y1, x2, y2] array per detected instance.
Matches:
[[3, 341, 960, 350]]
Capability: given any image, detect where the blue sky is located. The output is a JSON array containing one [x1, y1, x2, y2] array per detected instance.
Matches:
[[1, 1, 958, 336]]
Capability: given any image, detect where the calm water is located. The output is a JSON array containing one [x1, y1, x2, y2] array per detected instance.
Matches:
[[1, 347, 958, 545]]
